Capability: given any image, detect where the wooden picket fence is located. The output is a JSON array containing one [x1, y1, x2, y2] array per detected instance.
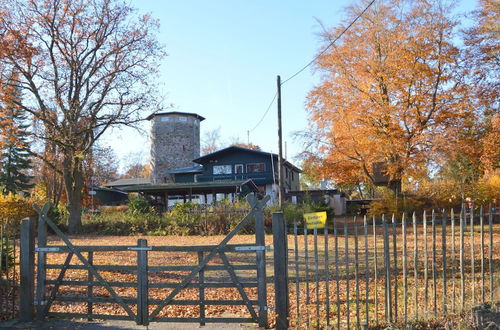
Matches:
[[286, 205, 498, 329], [0, 219, 18, 320]]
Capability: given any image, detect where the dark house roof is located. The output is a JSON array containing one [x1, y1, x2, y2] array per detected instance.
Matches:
[[287, 189, 346, 198], [104, 178, 150, 188], [193, 146, 302, 173], [120, 179, 258, 196], [146, 111, 206, 121], [164, 165, 203, 175], [89, 185, 128, 205]]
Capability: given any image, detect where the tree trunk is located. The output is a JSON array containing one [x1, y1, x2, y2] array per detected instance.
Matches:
[[63, 153, 84, 234]]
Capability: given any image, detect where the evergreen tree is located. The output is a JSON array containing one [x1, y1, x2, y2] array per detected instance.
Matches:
[[0, 72, 34, 195]]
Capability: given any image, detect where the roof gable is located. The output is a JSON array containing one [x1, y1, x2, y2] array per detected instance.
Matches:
[[193, 146, 302, 173]]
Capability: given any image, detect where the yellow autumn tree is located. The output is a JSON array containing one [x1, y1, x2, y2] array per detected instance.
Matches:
[[303, 0, 468, 189]]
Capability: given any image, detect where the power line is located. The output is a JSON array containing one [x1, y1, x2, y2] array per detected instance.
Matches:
[[280, 0, 376, 85], [248, 0, 375, 134], [249, 91, 277, 133]]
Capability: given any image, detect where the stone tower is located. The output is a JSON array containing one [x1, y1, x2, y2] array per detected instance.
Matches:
[[148, 112, 205, 183]]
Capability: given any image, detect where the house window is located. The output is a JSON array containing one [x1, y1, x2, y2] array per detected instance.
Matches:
[[179, 116, 187, 121], [235, 164, 244, 174], [247, 163, 265, 173], [213, 165, 232, 175]]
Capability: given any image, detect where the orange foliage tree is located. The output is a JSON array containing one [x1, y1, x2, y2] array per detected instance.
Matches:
[[303, 0, 468, 189], [0, 0, 165, 233]]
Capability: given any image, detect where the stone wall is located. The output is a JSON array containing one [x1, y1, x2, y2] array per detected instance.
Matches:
[[149, 113, 201, 183]]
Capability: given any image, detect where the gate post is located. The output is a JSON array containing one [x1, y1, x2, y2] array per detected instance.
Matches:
[[20, 218, 35, 321], [254, 197, 268, 327], [137, 239, 149, 325], [36, 211, 47, 321], [273, 212, 289, 330]]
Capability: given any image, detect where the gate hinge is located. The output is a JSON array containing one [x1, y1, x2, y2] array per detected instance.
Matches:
[[128, 247, 153, 251], [34, 300, 47, 305], [234, 245, 271, 252], [257, 305, 275, 311], [35, 247, 60, 252]]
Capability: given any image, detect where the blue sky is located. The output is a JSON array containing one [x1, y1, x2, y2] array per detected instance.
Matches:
[[101, 0, 478, 172]]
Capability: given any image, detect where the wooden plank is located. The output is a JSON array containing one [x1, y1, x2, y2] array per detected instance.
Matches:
[[198, 252, 205, 326], [46, 263, 257, 272], [48, 313, 255, 324], [480, 205, 485, 303], [432, 210, 437, 316], [373, 216, 379, 325], [293, 221, 301, 328], [53, 295, 260, 305], [154, 317, 256, 323], [442, 209, 448, 314], [488, 204, 494, 303], [87, 252, 94, 321], [20, 218, 35, 322], [413, 212, 418, 320], [45, 280, 259, 289], [345, 219, 350, 329], [36, 206, 48, 321], [254, 196, 268, 328], [401, 213, 408, 324], [272, 212, 289, 330], [41, 244, 258, 253], [334, 217, 341, 330], [460, 206, 465, 310], [137, 239, 149, 326], [47, 312, 132, 321]]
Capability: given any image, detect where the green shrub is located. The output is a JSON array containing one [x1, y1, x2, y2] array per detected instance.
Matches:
[[128, 199, 151, 215]]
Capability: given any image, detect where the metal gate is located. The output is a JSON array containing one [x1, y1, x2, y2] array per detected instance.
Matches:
[[19, 194, 270, 326]]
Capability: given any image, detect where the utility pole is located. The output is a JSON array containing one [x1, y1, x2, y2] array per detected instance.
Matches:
[[277, 75, 284, 209]]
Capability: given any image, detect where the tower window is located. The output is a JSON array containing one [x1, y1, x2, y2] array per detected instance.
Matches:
[[161, 117, 170, 121], [179, 116, 187, 121]]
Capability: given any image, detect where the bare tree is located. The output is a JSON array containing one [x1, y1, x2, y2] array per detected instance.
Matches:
[[0, 0, 165, 232]]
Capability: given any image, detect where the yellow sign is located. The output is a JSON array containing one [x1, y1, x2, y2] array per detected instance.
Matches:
[[304, 211, 327, 229]]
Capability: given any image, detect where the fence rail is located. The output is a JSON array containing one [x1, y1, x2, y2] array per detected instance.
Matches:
[[287, 205, 498, 329]]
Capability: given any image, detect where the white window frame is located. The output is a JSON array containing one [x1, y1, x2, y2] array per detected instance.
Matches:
[[235, 164, 244, 174], [246, 163, 265, 173]]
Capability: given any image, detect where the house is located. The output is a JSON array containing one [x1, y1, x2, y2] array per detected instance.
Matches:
[[103, 111, 302, 209], [106, 145, 302, 209]]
